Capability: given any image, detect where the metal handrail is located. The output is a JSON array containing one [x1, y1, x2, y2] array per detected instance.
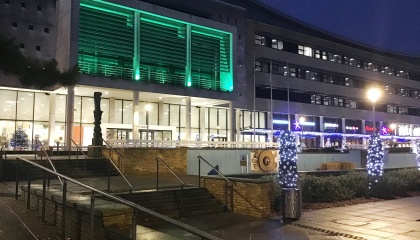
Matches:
[[197, 155, 231, 209], [37, 142, 63, 186], [105, 156, 133, 194], [155, 156, 185, 190], [197, 155, 230, 183], [15, 156, 220, 240], [70, 139, 87, 171], [103, 140, 124, 168]]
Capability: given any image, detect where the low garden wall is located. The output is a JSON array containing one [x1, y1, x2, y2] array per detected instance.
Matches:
[[201, 176, 273, 218]]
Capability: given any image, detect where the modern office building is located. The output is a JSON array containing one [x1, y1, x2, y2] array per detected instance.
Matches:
[[0, 0, 419, 150]]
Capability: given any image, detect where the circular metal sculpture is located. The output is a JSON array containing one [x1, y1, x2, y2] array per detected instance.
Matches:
[[257, 150, 277, 172]]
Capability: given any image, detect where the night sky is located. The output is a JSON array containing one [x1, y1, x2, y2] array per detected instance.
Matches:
[[258, 0, 420, 57]]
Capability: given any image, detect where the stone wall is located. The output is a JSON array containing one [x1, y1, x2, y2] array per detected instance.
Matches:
[[114, 148, 188, 175], [22, 187, 132, 240], [201, 176, 273, 218]]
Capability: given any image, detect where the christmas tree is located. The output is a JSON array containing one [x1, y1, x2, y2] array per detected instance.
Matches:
[[10, 128, 29, 149], [366, 134, 384, 188], [278, 130, 299, 188]]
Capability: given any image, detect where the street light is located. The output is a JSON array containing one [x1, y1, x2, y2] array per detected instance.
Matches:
[[145, 104, 152, 141], [299, 116, 305, 146], [367, 87, 382, 133]]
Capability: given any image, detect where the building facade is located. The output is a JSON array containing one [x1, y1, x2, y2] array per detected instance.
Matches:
[[1, 0, 420, 150]]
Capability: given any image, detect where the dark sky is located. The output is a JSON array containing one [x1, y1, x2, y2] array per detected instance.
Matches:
[[258, 0, 420, 57]]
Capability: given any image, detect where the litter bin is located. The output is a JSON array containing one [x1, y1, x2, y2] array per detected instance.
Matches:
[[282, 188, 301, 219]]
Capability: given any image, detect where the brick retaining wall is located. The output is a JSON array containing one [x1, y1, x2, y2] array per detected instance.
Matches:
[[201, 176, 273, 218]]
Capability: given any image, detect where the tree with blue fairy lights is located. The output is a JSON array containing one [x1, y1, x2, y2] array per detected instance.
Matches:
[[415, 140, 420, 170], [10, 128, 29, 149], [366, 134, 384, 188], [278, 130, 299, 188]]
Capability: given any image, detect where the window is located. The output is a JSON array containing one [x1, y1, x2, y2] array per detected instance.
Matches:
[[21, 2, 26, 8], [289, 67, 296, 78], [345, 99, 356, 108], [322, 51, 328, 60], [44, 28, 49, 33], [323, 96, 330, 106], [37, 5, 42, 11], [254, 35, 266, 46], [314, 49, 321, 58], [36, 46, 41, 51], [333, 97, 344, 107], [12, 22, 17, 27], [261, 62, 269, 73], [19, 43, 24, 49], [344, 77, 353, 87], [271, 39, 283, 50], [298, 45, 304, 55], [311, 95, 321, 105], [343, 56, 349, 65], [28, 24, 34, 30], [322, 73, 331, 83], [254, 61, 261, 72], [349, 58, 356, 66]]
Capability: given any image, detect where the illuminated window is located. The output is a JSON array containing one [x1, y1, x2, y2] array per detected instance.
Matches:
[[255, 35, 266, 46], [271, 39, 283, 50]]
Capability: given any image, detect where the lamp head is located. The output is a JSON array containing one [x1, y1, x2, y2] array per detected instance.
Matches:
[[367, 88, 382, 103]]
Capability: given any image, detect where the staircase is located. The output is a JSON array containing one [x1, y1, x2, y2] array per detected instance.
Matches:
[[2, 157, 120, 181], [119, 187, 226, 222], [105, 187, 226, 239]]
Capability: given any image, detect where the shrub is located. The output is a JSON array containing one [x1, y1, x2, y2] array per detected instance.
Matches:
[[301, 175, 354, 203], [384, 168, 420, 191], [371, 175, 409, 199], [341, 171, 369, 197]]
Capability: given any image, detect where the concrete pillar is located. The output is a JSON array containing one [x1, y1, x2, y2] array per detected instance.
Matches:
[[132, 91, 139, 140], [65, 86, 74, 148], [295, 114, 301, 145], [409, 124, 413, 136], [185, 97, 191, 141], [342, 118, 346, 133], [362, 120, 367, 145], [108, 97, 115, 139], [158, 100, 165, 125], [200, 107, 206, 141], [48, 93, 56, 146], [319, 116, 324, 148], [228, 101, 235, 142], [236, 109, 241, 142]]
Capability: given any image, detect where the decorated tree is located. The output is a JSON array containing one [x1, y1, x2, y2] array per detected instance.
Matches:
[[366, 134, 384, 188], [278, 130, 299, 188], [415, 140, 420, 170], [10, 128, 29, 149]]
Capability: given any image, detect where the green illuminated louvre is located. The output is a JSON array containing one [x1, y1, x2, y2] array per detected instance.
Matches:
[[78, 0, 233, 92], [78, 3, 134, 79]]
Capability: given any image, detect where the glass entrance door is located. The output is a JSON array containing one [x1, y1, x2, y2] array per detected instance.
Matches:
[[139, 130, 172, 140]]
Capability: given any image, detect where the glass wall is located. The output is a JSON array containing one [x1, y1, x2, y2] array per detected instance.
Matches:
[[0, 88, 235, 148]]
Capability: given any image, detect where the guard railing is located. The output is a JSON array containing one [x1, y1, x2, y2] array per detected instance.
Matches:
[[15, 156, 221, 240], [197, 155, 232, 210]]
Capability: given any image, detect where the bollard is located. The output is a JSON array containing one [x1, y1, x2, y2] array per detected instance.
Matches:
[[282, 188, 301, 219]]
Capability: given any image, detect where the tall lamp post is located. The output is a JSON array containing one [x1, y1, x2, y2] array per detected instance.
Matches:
[[367, 88, 382, 133], [299, 116, 305, 146], [145, 104, 151, 141]]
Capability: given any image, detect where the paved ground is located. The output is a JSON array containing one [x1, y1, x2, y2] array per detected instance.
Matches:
[[1, 154, 420, 239]]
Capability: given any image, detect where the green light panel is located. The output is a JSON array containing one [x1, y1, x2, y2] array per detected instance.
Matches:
[[138, 18, 187, 85], [78, 3, 134, 79], [78, 0, 233, 92]]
